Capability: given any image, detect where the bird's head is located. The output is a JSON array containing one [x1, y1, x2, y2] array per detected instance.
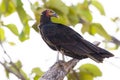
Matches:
[[41, 9, 58, 18]]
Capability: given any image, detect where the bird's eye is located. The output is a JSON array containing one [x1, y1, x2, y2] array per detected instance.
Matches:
[[46, 10, 52, 13], [49, 10, 54, 13]]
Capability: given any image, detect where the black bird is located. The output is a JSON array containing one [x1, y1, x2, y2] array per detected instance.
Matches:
[[39, 9, 114, 63]]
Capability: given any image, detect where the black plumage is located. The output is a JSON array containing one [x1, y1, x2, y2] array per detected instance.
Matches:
[[39, 9, 114, 63]]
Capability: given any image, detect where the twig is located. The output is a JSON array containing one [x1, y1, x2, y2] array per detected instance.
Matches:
[[0, 42, 12, 61], [111, 36, 120, 45], [0, 42, 26, 80]]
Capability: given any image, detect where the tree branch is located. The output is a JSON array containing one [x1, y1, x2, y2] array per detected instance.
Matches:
[[111, 36, 120, 45], [0, 42, 26, 80], [40, 41, 100, 80]]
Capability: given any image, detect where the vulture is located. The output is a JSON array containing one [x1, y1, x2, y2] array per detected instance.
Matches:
[[39, 9, 114, 63]]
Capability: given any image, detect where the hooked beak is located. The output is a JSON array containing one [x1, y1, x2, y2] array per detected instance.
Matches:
[[51, 13, 59, 18]]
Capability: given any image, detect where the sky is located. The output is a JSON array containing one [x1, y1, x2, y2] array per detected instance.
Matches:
[[0, 0, 120, 80]]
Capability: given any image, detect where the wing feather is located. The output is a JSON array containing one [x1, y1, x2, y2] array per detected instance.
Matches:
[[40, 23, 113, 62]]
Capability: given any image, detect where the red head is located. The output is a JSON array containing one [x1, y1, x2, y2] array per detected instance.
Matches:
[[41, 9, 58, 18]]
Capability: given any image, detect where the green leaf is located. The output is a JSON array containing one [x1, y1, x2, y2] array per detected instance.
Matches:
[[105, 42, 119, 50], [79, 63, 102, 77], [67, 6, 79, 26], [30, 4, 44, 32], [51, 15, 69, 25], [10, 61, 29, 80], [30, 2, 43, 22], [5, 69, 9, 78], [77, 2, 92, 22], [9, 61, 22, 73], [67, 72, 80, 80], [15, 60, 22, 69], [111, 17, 119, 22], [9, 65, 18, 76], [31, 67, 44, 80], [116, 27, 119, 32], [0, 27, 5, 41], [90, 23, 111, 40], [32, 67, 44, 76], [91, 0, 105, 15], [32, 22, 39, 32], [16, 0, 31, 24], [20, 69, 30, 80], [79, 71, 93, 80], [81, 23, 90, 34], [0, 0, 15, 16], [45, 0, 69, 15], [34, 75, 40, 80], [8, 41, 16, 46], [19, 25, 30, 42], [6, 24, 19, 36], [13, 0, 30, 41], [19, 31, 26, 42]]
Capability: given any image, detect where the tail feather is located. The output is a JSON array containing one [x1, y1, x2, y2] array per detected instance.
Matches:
[[79, 39, 114, 63], [88, 49, 114, 63]]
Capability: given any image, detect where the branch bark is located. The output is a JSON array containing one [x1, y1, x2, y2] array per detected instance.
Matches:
[[40, 41, 100, 80], [111, 36, 120, 45]]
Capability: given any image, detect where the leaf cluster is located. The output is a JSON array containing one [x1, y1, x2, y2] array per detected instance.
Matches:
[[0, 0, 118, 46], [67, 63, 102, 80], [0, 0, 31, 42]]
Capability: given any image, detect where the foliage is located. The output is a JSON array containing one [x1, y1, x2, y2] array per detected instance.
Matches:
[[0, 0, 115, 42], [0, 0, 114, 43], [1, 60, 29, 80], [67, 63, 102, 80], [0, 0, 119, 80], [0, 27, 5, 41], [91, 0, 105, 15], [5, 24, 19, 36], [31, 67, 44, 80], [0, 0, 31, 42]]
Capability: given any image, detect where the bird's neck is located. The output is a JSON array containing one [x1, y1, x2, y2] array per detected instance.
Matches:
[[40, 15, 52, 25]]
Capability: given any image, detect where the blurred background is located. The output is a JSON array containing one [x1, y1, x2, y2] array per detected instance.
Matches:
[[0, 0, 120, 80]]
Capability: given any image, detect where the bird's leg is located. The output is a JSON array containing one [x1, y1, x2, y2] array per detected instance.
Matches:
[[56, 50, 65, 62], [62, 53, 65, 61], [57, 51, 60, 62], [59, 50, 65, 61]]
